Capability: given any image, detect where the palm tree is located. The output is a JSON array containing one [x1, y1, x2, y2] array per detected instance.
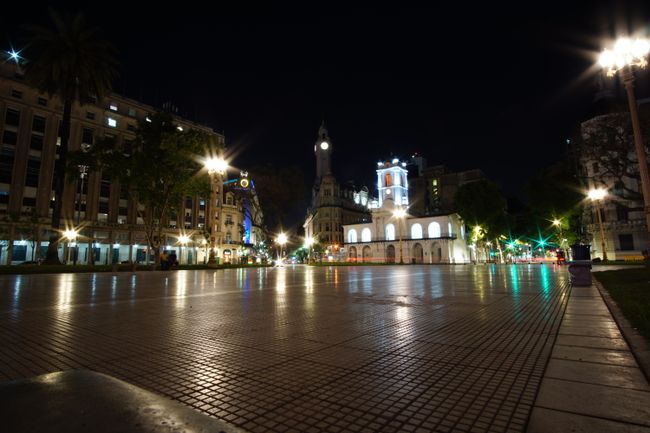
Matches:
[[23, 9, 118, 264]]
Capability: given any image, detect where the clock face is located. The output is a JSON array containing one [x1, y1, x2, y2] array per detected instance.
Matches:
[[320, 141, 329, 150], [240, 179, 249, 188]]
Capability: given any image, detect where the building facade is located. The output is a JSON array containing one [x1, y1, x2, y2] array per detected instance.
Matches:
[[0, 61, 262, 264], [578, 111, 648, 260], [343, 158, 470, 264], [303, 123, 371, 258]]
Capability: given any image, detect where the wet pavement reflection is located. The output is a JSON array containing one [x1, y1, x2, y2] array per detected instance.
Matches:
[[0, 264, 570, 432]]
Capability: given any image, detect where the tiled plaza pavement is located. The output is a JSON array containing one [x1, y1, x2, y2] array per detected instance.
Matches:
[[0, 265, 571, 432]]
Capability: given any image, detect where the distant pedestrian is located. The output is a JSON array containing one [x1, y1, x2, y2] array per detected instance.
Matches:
[[169, 251, 178, 269], [160, 251, 169, 270]]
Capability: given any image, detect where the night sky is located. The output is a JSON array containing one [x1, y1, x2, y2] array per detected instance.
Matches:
[[4, 3, 650, 228]]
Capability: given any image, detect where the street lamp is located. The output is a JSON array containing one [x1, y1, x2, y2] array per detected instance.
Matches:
[[178, 234, 190, 265], [63, 229, 77, 265], [393, 208, 406, 264], [277, 232, 287, 262], [600, 37, 650, 255], [205, 156, 228, 264], [304, 236, 314, 263], [76, 165, 88, 225], [588, 187, 608, 261]]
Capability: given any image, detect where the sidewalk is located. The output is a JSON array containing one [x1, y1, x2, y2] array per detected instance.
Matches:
[[528, 284, 650, 432]]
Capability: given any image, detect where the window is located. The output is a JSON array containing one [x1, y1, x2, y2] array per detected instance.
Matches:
[[82, 128, 94, 146], [100, 178, 111, 197], [127, 123, 136, 132], [128, 108, 136, 117], [87, 95, 98, 104], [11, 89, 23, 99], [2, 130, 17, 146], [0, 146, 15, 183], [185, 198, 192, 208], [30, 134, 43, 150], [226, 195, 233, 205], [32, 115, 46, 133], [86, 112, 96, 120], [22, 197, 36, 207], [385, 173, 392, 186], [428, 222, 441, 238], [98, 202, 109, 213], [109, 103, 118, 111], [619, 234, 634, 251], [411, 223, 423, 239], [37, 97, 48, 106], [324, 189, 331, 196], [25, 156, 41, 187], [225, 214, 233, 224], [361, 228, 372, 242], [348, 229, 357, 243], [5, 108, 20, 126], [107, 117, 117, 128], [385, 223, 395, 241], [431, 178, 440, 200], [592, 162, 599, 174], [616, 205, 629, 221], [448, 222, 453, 236], [122, 139, 133, 154]]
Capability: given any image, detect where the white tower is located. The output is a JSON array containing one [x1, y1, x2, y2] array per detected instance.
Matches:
[[376, 158, 409, 208]]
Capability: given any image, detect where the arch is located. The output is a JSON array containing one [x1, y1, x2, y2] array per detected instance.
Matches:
[[385, 173, 392, 186], [385, 223, 395, 241], [431, 243, 442, 263], [411, 223, 423, 239], [361, 227, 372, 242], [448, 222, 453, 236], [348, 246, 357, 262], [348, 229, 358, 243], [362, 246, 372, 262], [413, 243, 424, 263], [386, 245, 396, 263], [428, 222, 441, 238]]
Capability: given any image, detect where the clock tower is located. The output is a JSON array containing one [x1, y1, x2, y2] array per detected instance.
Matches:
[[314, 121, 332, 182]]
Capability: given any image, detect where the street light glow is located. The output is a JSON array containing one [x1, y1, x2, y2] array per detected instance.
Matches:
[[277, 233, 287, 245], [600, 37, 650, 76], [205, 157, 228, 174], [63, 229, 78, 241], [588, 188, 607, 201], [393, 208, 406, 218], [179, 235, 190, 244], [552, 218, 561, 226]]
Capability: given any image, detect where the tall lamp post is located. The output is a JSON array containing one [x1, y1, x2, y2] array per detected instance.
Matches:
[[76, 165, 88, 225], [304, 236, 314, 263], [588, 188, 608, 261], [205, 157, 228, 265], [393, 208, 406, 264], [277, 233, 287, 263], [600, 37, 650, 254], [63, 229, 77, 265], [178, 234, 190, 265]]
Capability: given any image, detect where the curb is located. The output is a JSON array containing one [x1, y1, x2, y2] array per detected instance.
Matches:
[[592, 276, 650, 385]]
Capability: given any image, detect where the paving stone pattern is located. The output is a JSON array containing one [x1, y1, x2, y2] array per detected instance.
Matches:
[[0, 265, 570, 432]]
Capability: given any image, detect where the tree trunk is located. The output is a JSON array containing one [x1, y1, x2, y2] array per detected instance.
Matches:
[[44, 101, 72, 265]]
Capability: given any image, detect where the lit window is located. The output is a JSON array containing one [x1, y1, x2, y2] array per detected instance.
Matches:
[[428, 222, 440, 238], [411, 223, 423, 239], [107, 117, 117, 128], [109, 103, 118, 111], [177, 126, 183, 131], [348, 229, 357, 243], [385, 224, 395, 241], [361, 228, 372, 242]]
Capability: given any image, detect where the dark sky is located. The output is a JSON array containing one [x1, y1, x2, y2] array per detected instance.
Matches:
[[4, 3, 650, 228]]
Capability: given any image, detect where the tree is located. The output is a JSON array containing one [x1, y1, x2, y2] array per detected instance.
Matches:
[[454, 180, 507, 262], [524, 160, 583, 246], [69, 112, 215, 269], [454, 180, 507, 234], [23, 9, 118, 264], [248, 164, 305, 233]]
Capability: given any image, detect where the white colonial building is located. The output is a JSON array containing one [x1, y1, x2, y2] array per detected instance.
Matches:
[[343, 158, 470, 264]]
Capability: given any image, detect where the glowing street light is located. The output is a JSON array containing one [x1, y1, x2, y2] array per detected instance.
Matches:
[[178, 234, 190, 265], [588, 188, 608, 261], [393, 208, 407, 264], [277, 233, 288, 261], [205, 156, 228, 264], [600, 36, 650, 257], [304, 236, 314, 263], [63, 229, 78, 265]]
